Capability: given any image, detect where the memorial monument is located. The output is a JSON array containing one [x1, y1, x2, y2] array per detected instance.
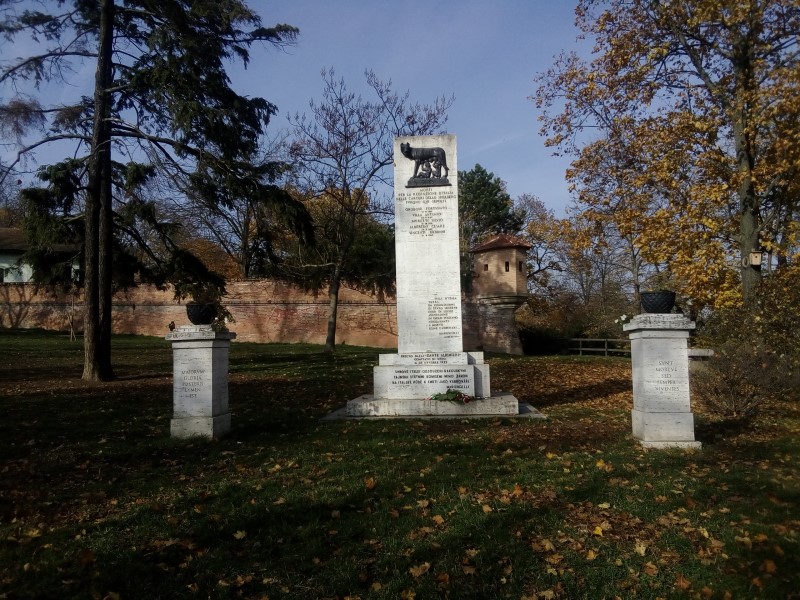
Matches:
[[166, 324, 236, 438], [347, 134, 520, 417], [624, 314, 701, 448]]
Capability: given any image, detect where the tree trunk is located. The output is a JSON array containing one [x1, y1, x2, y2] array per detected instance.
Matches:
[[324, 262, 343, 353], [82, 0, 115, 381], [733, 111, 761, 306]]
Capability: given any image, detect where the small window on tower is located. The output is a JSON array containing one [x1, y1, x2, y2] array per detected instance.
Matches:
[[484, 263, 489, 272], [505, 261, 510, 272], [519, 261, 524, 272]]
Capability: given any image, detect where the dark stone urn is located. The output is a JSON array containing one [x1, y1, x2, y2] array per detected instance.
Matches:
[[640, 291, 676, 314], [186, 302, 217, 325]]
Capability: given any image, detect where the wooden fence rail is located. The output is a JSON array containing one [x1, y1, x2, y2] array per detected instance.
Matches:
[[567, 338, 631, 357]]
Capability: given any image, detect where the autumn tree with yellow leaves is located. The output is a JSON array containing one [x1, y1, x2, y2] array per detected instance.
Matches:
[[535, 0, 800, 309]]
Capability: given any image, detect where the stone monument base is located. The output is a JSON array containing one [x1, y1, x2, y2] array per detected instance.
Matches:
[[166, 325, 236, 440], [348, 350, 514, 416], [346, 391, 519, 417], [631, 409, 701, 449], [372, 351, 489, 398], [624, 314, 701, 450], [171, 413, 231, 439], [640, 440, 702, 449]]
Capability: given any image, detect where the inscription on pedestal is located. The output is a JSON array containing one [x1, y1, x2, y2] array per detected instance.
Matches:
[[174, 354, 213, 411], [399, 352, 466, 365], [427, 297, 461, 339], [398, 188, 455, 238], [387, 365, 474, 399], [647, 359, 687, 394]]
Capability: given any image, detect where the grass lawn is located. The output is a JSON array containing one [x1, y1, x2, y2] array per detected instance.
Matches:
[[1, 329, 798, 599]]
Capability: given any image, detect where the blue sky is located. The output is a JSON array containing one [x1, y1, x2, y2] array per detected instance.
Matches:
[[236, 1, 588, 216], [2, 1, 589, 216]]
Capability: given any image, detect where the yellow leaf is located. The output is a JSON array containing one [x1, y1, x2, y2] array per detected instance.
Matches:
[[462, 564, 476, 575], [233, 530, 247, 540], [735, 536, 752, 549], [273, 497, 286, 505], [644, 561, 658, 576], [370, 582, 383, 591], [674, 573, 692, 591], [597, 502, 610, 509], [592, 526, 603, 536], [545, 452, 557, 459], [364, 477, 376, 490], [634, 540, 647, 556], [409, 562, 430, 578], [482, 504, 493, 513], [432, 515, 445, 526], [586, 549, 599, 561]]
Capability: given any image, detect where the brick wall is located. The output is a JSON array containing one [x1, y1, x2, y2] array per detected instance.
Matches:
[[1, 280, 524, 353]]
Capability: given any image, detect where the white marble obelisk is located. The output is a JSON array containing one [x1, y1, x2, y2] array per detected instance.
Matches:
[[347, 135, 517, 417]]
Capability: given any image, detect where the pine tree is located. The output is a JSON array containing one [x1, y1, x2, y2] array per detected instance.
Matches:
[[1, 0, 311, 380]]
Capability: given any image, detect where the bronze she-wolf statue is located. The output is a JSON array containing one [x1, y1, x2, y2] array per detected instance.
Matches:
[[400, 142, 449, 179]]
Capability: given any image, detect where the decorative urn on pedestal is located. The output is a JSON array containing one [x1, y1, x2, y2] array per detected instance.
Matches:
[[640, 290, 676, 314], [185, 302, 218, 325], [174, 279, 227, 327]]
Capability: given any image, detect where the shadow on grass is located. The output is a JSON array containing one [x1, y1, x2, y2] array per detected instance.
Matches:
[[695, 416, 755, 446], [515, 378, 631, 409]]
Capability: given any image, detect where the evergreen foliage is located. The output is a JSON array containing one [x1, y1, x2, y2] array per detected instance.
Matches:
[[0, 0, 311, 379]]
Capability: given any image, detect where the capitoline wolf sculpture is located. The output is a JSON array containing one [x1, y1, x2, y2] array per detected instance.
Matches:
[[400, 142, 450, 186]]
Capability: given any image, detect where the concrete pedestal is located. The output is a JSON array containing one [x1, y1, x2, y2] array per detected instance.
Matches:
[[347, 350, 518, 417], [166, 325, 236, 439], [624, 314, 701, 449]]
